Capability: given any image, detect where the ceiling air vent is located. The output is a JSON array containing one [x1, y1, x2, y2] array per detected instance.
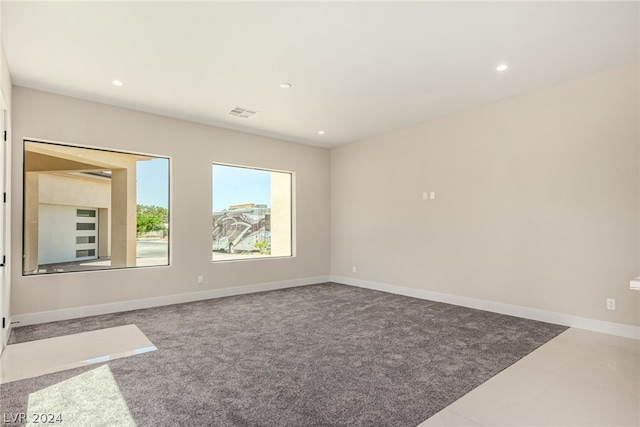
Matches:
[[228, 107, 258, 119]]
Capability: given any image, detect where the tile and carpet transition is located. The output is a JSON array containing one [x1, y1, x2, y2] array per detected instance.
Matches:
[[0, 283, 567, 426]]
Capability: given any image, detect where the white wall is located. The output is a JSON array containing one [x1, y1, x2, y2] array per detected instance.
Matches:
[[331, 63, 640, 329], [10, 87, 331, 317], [0, 0, 13, 347], [38, 204, 99, 265]]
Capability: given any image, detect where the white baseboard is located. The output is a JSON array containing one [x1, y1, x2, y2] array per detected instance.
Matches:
[[331, 276, 640, 340], [11, 275, 330, 327], [10, 275, 639, 340], [1, 320, 11, 356]]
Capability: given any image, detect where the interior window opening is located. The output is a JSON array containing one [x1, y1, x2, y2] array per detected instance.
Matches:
[[22, 140, 170, 275], [212, 163, 292, 261]]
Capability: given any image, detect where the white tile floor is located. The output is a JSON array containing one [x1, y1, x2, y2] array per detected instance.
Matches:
[[0, 324, 156, 384], [419, 328, 640, 427]]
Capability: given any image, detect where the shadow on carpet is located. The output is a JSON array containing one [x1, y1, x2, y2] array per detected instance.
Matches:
[[1, 283, 567, 426]]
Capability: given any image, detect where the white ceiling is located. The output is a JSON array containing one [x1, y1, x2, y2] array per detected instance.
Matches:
[[2, 1, 638, 148]]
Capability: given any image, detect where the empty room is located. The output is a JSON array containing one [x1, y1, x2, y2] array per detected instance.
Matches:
[[0, 2, 638, 427]]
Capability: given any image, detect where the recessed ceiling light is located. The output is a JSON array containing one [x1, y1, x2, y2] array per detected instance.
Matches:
[[280, 82, 292, 89], [318, 130, 325, 135], [112, 79, 123, 86], [496, 64, 508, 72]]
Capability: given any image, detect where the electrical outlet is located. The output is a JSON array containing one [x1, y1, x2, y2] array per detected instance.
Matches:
[[352, 266, 357, 273], [606, 298, 616, 310], [197, 275, 204, 284]]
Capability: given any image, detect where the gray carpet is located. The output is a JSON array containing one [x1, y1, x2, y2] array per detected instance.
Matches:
[[1, 283, 567, 426]]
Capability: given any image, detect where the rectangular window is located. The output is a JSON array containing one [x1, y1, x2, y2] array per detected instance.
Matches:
[[23, 140, 170, 275], [76, 249, 96, 258], [76, 236, 96, 244], [212, 164, 292, 261], [76, 209, 96, 217]]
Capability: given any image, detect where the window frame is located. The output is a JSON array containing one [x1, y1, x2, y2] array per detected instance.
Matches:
[[22, 138, 172, 276], [211, 162, 295, 263]]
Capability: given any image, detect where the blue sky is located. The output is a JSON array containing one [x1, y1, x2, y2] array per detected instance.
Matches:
[[136, 158, 169, 208], [135, 160, 272, 211], [212, 164, 270, 212]]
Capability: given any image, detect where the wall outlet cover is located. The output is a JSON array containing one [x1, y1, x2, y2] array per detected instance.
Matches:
[[606, 298, 616, 310]]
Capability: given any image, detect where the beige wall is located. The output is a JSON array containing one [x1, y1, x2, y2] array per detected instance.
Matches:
[[7, 63, 639, 330], [270, 171, 292, 257], [10, 87, 331, 315], [331, 63, 640, 327], [39, 174, 111, 208]]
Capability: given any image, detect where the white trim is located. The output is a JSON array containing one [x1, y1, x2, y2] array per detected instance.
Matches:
[[11, 275, 639, 340], [331, 276, 640, 340], [0, 92, 9, 353], [0, 318, 10, 357], [11, 276, 329, 327]]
